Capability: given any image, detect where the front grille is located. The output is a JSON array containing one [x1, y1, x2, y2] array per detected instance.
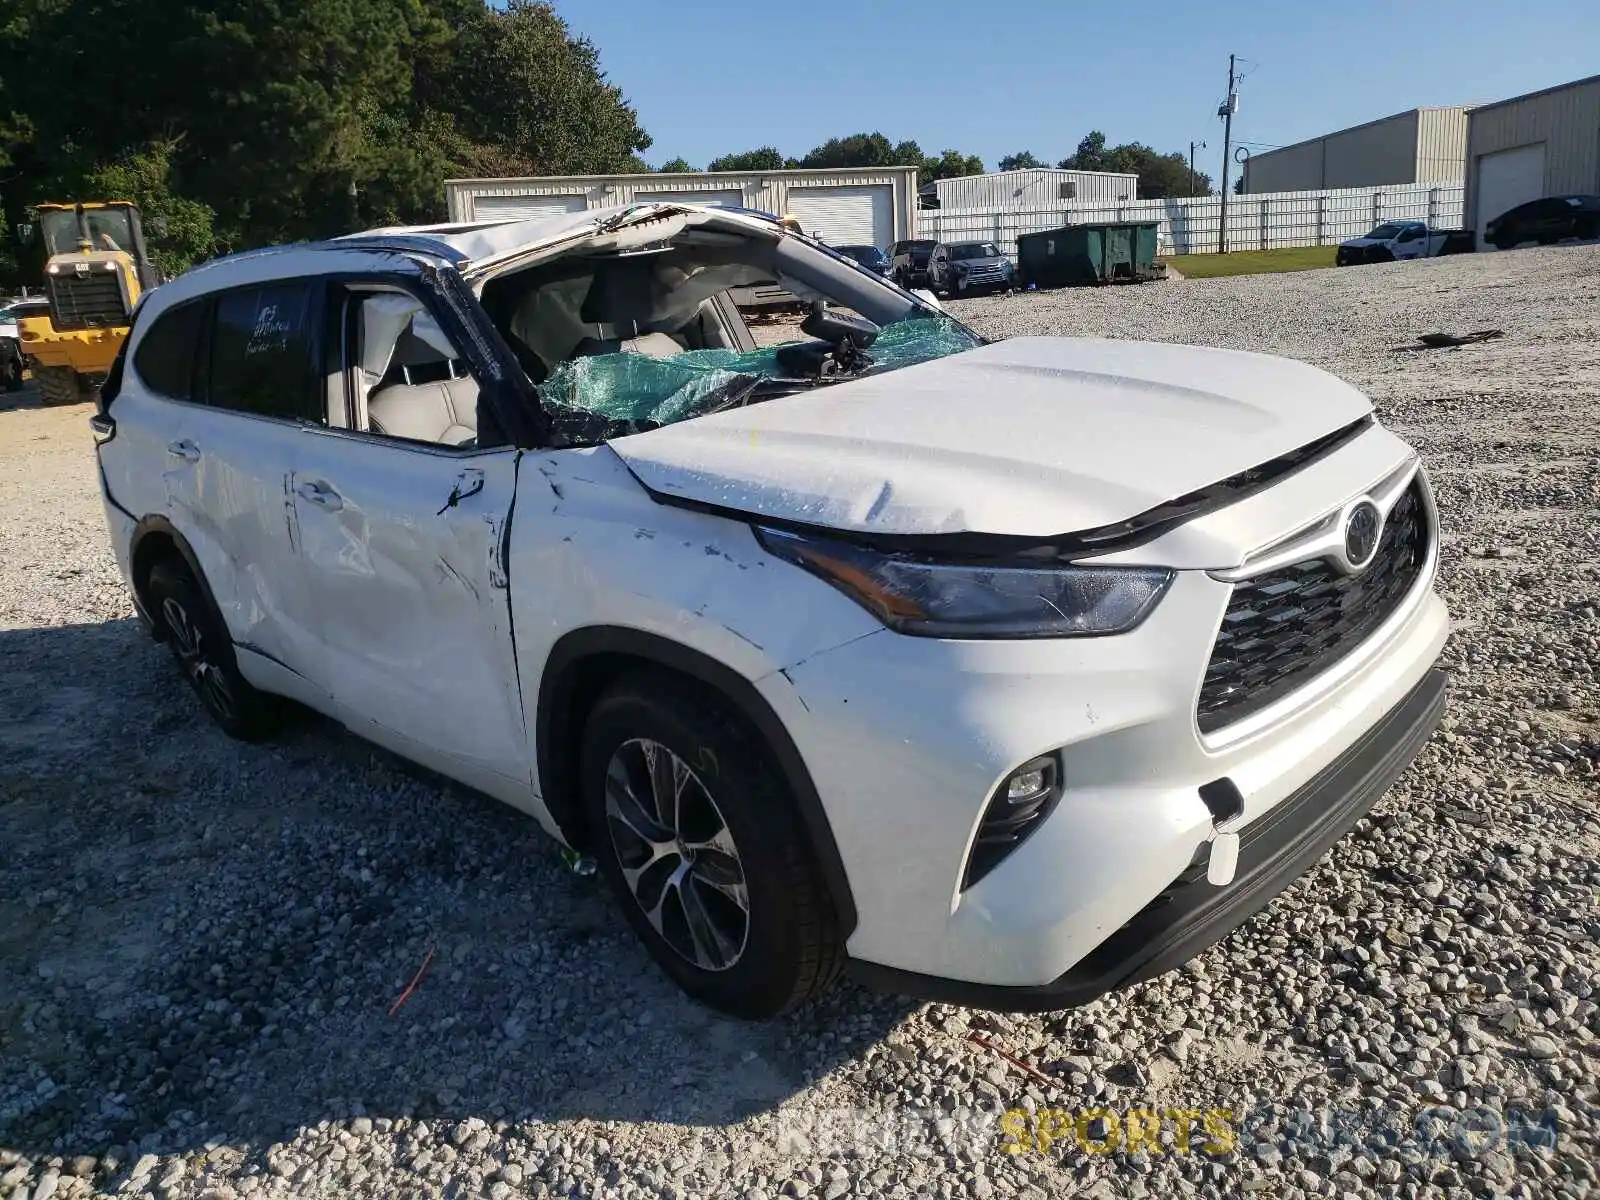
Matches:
[[1196, 478, 1431, 733], [48, 271, 128, 331]]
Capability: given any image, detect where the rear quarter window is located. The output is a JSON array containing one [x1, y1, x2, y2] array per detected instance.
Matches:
[[132, 300, 205, 401], [206, 282, 320, 421]]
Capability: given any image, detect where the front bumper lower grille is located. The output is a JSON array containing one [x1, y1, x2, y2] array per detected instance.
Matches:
[[1197, 478, 1431, 733]]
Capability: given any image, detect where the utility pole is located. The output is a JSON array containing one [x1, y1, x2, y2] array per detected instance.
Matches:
[[1189, 140, 1206, 197], [1218, 53, 1237, 253]]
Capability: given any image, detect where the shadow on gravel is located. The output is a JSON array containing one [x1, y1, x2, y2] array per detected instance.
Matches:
[[0, 618, 915, 1172], [0, 382, 51, 413]]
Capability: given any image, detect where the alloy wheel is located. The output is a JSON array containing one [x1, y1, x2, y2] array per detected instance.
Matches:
[[602, 737, 750, 972], [161, 596, 237, 723]]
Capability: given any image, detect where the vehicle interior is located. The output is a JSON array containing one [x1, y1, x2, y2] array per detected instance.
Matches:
[[327, 211, 976, 450], [333, 287, 481, 447], [467, 211, 975, 442]]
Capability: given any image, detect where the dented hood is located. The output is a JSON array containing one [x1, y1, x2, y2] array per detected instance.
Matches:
[[609, 336, 1374, 538]]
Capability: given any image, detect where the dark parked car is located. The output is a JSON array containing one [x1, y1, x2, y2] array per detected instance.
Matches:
[[833, 244, 894, 279], [928, 241, 1015, 298], [890, 239, 938, 288], [1484, 195, 1600, 251]]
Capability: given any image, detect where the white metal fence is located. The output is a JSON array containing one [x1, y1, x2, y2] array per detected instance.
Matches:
[[914, 182, 1465, 258]]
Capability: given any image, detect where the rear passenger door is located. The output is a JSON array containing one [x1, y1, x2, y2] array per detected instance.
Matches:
[[285, 282, 531, 799], [162, 279, 330, 684]]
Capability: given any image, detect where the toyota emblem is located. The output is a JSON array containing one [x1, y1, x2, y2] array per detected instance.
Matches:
[[1343, 501, 1382, 571]]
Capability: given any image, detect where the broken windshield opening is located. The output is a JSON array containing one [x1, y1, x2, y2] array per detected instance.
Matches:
[[540, 313, 980, 435], [476, 211, 983, 446]]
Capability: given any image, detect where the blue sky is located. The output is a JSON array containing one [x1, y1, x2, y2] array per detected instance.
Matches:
[[559, 0, 1599, 176]]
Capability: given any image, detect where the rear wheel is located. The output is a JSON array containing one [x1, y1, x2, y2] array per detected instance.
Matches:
[[146, 560, 282, 741], [2, 350, 22, 392], [579, 671, 843, 1018]]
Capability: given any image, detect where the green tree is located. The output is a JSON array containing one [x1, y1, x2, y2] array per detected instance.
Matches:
[[1056, 131, 1212, 197], [921, 148, 984, 182], [85, 139, 217, 276], [997, 151, 1044, 171], [447, 0, 650, 179], [706, 147, 786, 172], [0, 0, 654, 270], [657, 157, 697, 173], [1058, 131, 1109, 172], [797, 133, 924, 170], [1104, 144, 1211, 198]]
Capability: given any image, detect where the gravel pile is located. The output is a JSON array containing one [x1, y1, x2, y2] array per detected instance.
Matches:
[[2, 245, 1598, 1200]]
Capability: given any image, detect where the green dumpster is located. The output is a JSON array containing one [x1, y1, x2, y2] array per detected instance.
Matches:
[[1016, 221, 1164, 287]]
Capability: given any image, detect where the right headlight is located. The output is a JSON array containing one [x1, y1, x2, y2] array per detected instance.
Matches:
[[755, 527, 1173, 639]]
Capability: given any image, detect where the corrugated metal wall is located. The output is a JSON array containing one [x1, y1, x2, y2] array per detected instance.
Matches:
[[1415, 108, 1469, 181], [917, 182, 1465, 259], [1242, 109, 1467, 193], [931, 170, 1139, 209], [1464, 76, 1600, 230], [443, 168, 921, 242]]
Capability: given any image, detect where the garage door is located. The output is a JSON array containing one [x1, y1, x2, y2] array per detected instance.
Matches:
[[1474, 144, 1546, 242], [786, 186, 892, 248], [634, 189, 743, 208], [473, 194, 587, 221]]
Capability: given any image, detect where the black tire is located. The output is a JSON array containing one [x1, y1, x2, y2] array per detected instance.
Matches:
[[579, 671, 843, 1018], [146, 560, 281, 741], [2, 348, 22, 392], [33, 366, 88, 405]]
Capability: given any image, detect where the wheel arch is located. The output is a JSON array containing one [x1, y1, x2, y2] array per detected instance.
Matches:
[[129, 516, 220, 641], [535, 626, 857, 935]]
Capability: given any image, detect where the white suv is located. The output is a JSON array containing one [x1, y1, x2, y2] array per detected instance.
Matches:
[[92, 204, 1449, 1017]]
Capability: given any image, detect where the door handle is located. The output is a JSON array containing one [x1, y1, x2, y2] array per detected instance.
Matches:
[[166, 439, 201, 463], [295, 480, 344, 511]]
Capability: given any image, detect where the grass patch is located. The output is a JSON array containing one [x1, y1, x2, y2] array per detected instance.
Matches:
[[1162, 246, 1336, 278]]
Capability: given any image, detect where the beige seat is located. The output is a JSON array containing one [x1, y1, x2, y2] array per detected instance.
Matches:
[[569, 328, 684, 358], [367, 376, 480, 446]]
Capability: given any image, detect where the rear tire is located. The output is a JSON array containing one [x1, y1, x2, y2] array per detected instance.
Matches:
[[146, 560, 282, 741], [579, 670, 843, 1018], [2, 353, 22, 392]]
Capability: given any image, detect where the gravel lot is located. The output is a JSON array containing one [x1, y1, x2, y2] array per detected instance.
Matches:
[[3, 246, 1598, 1200]]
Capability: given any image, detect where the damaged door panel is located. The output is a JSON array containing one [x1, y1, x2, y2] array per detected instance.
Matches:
[[160, 401, 325, 677], [287, 431, 530, 800]]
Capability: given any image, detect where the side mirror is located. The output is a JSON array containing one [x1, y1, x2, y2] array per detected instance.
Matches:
[[912, 288, 942, 311]]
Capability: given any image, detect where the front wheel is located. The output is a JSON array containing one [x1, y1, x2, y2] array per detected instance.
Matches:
[[580, 671, 843, 1018], [2, 352, 22, 392]]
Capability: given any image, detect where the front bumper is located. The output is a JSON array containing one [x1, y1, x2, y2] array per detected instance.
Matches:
[[849, 667, 1447, 1010], [757, 429, 1448, 996]]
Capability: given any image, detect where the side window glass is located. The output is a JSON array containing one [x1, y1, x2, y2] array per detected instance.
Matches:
[[132, 300, 203, 401], [207, 282, 319, 421]]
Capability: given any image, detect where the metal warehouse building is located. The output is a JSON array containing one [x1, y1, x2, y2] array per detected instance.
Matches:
[[921, 168, 1138, 210], [443, 167, 920, 249], [1464, 73, 1600, 242], [1241, 107, 1468, 193]]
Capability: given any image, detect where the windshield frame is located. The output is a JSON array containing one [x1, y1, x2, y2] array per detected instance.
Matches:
[[39, 206, 138, 256]]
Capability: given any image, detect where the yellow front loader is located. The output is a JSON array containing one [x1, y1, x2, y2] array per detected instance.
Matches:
[[18, 201, 161, 405]]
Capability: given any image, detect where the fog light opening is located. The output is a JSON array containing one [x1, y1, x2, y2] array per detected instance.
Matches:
[[1006, 757, 1055, 802], [962, 754, 1063, 891]]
